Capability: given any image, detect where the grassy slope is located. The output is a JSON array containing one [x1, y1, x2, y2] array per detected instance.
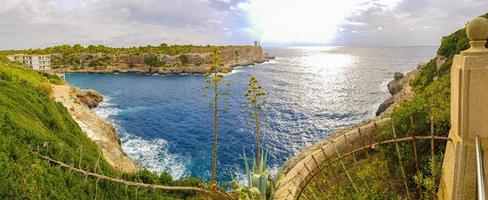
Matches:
[[0, 63, 201, 199]]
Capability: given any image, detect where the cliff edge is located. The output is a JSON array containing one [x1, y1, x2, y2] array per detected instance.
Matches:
[[52, 84, 137, 173], [49, 45, 269, 75]]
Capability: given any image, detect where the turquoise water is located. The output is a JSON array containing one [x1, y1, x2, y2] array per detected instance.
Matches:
[[66, 46, 436, 183]]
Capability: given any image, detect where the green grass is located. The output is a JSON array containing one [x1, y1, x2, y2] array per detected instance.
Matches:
[[0, 63, 202, 199]]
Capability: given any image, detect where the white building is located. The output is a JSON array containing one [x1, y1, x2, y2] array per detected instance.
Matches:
[[7, 54, 51, 71]]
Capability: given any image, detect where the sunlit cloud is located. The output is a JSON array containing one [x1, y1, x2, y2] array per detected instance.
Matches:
[[236, 0, 402, 44], [0, 0, 487, 48]]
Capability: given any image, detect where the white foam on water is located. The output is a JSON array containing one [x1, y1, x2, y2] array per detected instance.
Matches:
[[93, 96, 121, 119], [227, 69, 243, 75], [265, 59, 278, 64], [118, 130, 188, 179], [232, 167, 249, 186], [94, 96, 188, 179]]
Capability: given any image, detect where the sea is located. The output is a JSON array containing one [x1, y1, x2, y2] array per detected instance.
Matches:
[[66, 46, 437, 183]]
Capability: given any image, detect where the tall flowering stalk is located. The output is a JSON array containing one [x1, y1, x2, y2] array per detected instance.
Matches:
[[244, 76, 267, 165], [204, 48, 229, 185]]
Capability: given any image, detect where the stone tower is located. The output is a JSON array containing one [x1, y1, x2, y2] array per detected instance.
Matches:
[[253, 41, 264, 61], [439, 16, 488, 200]]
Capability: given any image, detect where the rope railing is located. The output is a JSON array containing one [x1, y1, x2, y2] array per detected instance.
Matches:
[[36, 153, 207, 192], [280, 117, 453, 200], [32, 147, 236, 200], [295, 135, 451, 199]]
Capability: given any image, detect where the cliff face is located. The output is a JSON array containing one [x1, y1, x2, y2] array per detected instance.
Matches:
[[50, 45, 267, 74], [52, 84, 137, 173]]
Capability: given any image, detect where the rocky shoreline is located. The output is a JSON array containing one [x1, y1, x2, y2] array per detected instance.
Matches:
[[49, 52, 273, 173], [375, 62, 427, 117], [277, 60, 429, 190], [52, 84, 137, 173], [51, 58, 271, 75], [48, 44, 273, 75]]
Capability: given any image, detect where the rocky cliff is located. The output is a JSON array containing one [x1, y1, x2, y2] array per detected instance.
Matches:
[[52, 84, 137, 173], [50, 45, 268, 74]]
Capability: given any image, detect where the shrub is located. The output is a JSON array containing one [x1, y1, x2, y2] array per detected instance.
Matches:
[[144, 55, 166, 67], [179, 54, 190, 65], [88, 56, 110, 67]]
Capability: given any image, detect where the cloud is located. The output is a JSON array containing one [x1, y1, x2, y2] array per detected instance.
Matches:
[[235, 0, 362, 44], [235, 0, 407, 45], [334, 0, 488, 46], [0, 0, 487, 49], [0, 0, 245, 49]]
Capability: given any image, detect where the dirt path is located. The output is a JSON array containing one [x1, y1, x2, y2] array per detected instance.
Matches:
[[52, 84, 137, 173]]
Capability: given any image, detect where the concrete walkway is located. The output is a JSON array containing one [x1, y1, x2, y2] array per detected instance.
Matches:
[[273, 118, 390, 200]]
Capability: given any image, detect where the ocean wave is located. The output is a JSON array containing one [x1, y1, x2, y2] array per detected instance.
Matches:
[[264, 59, 279, 64], [94, 95, 188, 179], [227, 69, 243, 75], [119, 131, 188, 179], [93, 96, 121, 119]]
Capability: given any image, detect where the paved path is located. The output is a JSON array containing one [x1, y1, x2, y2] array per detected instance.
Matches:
[[273, 118, 390, 200]]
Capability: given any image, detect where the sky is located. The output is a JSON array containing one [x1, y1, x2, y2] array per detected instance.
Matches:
[[1, 0, 487, 49]]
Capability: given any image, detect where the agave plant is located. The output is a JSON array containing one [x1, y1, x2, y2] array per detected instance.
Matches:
[[230, 149, 288, 200], [243, 149, 271, 200]]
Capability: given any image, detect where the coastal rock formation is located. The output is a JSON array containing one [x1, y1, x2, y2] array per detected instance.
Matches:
[[76, 89, 103, 109], [375, 63, 425, 117], [52, 84, 137, 173], [264, 53, 276, 60], [387, 72, 404, 95], [50, 45, 270, 75], [375, 96, 395, 116]]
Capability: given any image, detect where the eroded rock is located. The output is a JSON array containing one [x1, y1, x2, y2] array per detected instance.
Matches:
[[76, 89, 103, 109], [376, 96, 395, 116], [387, 72, 404, 95]]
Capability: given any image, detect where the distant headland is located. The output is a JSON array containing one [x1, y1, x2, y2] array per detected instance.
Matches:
[[1, 41, 274, 75]]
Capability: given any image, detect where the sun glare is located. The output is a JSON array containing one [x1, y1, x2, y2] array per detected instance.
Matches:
[[238, 0, 402, 44]]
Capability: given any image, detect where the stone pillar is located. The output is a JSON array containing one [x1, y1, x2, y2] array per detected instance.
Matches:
[[439, 17, 488, 200], [253, 41, 264, 61]]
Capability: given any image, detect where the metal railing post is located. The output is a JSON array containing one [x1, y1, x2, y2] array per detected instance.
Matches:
[[476, 135, 486, 200]]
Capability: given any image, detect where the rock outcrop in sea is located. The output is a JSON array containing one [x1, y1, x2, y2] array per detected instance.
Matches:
[[387, 72, 404, 95], [76, 89, 104, 109], [375, 62, 426, 116]]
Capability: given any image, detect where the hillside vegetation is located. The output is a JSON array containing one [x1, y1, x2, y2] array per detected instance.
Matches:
[[0, 63, 202, 199], [0, 44, 249, 68], [305, 13, 488, 199], [0, 44, 219, 56]]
